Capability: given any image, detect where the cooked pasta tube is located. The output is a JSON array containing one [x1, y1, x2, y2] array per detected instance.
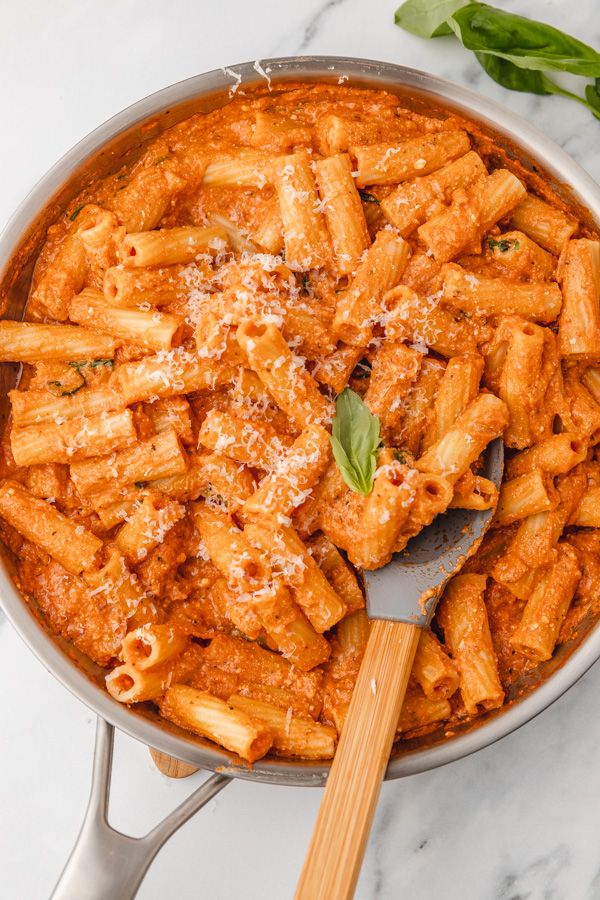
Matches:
[[563, 368, 600, 440], [441, 264, 562, 323], [506, 433, 587, 478], [9, 385, 124, 428], [203, 150, 272, 187], [11, 409, 135, 467], [292, 461, 346, 538], [332, 230, 410, 345], [70, 427, 187, 496], [96, 497, 137, 529], [558, 239, 600, 359], [350, 461, 416, 569], [312, 343, 363, 394], [495, 469, 557, 526], [416, 392, 508, 483], [498, 320, 547, 448], [271, 150, 331, 270], [315, 109, 423, 156], [418, 170, 526, 263], [395, 472, 454, 552], [110, 165, 185, 232], [244, 518, 346, 633], [251, 110, 312, 151], [510, 194, 577, 255], [203, 632, 323, 700], [411, 629, 460, 700], [308, 534, 365, 614], [250, 195, 284, 254], [438, 574, 504, 714], [0, 321, 117, 362], [449, 473, 499, 511], [249, 583, 331, 671], [431, 353, 483, 443], [364, 341, 422, 443], [114, 496, 185, 562], [82, 546, 144, 612], [145, 396, 193, 444], [208, 577, 264, 641], [69, 288, 182, 351], [336, 609, 370, 655], [159, 686, 273, 763], [382, 285, 492, 358], [228, 694, 336, 759], [381, 150, 487, 236], [395, 358, 446, 457], [570, 485, 600, 527], [121, 623, 189, 670], [495, 565, 542, 602], [29, 226, 87, 320], [112, 348, 235, 405], [397, 688, 452, 736], [496, 469, 586, 573], [283, 307, 337, 361], [198, 409, 290, 470], [332, 681, 451, 737], [77, 208, 122, 285], [103, 263, 194, 308], [313, 152, 370, 275], [241, 423, 331, 521], [236, 320, 332, 429], [152, 453, 255, 510], [122, 225, 228, 267], [351, 130, 470, 186], [510, 544, 581, 661], [0, 480, 101, 576], [235, 683, 320, 722], [486, 230, 555, 282], [582, 366, 600, 405], [106, 663, 172, 703], [193, 504, 269, 592]]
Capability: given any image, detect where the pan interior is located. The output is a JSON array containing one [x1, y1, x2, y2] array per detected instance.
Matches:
[[2, 57, 600, 786]]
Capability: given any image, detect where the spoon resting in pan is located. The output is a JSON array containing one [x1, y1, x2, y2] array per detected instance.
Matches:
[[296, 437, 504, 900]]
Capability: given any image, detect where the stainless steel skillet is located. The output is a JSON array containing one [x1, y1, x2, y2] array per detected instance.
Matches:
[[2, 56, 600, 900]]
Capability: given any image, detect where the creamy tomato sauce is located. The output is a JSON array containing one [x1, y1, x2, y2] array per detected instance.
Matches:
[[0, 82, 598, 762]]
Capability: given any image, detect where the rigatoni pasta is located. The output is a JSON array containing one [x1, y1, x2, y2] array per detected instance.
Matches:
[[0, 81, 596, 766]]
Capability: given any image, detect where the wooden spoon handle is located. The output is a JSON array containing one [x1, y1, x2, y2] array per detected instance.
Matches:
[[295, 619, 420, 900]]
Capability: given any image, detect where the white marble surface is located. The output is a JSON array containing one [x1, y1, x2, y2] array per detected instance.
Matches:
[[2, 1, 600, 898]]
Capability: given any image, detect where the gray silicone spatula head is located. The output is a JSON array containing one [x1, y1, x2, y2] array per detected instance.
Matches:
[[364, 438, 504, 626]]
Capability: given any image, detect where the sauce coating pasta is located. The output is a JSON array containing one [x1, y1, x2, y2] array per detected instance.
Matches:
[[1, 82, 598, 764]]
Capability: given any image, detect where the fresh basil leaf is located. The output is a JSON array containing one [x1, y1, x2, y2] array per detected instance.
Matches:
[[585, 79, 600, 119], [330, 388, 381, 496], [68, 358, 114, 370], [359, 190, 381, 205], [487, 237, 512, 252], [90, 358, 114, 369], [476, 46, 600, 120], [475, 51, 552, 94], [46, 374, 85, 397], [450, 5, 600, 77], [394, 0, 472, 38], [393, 448, 410, 465]]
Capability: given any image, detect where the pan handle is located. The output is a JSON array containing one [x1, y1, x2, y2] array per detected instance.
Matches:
[[51, 716, 231, 900]]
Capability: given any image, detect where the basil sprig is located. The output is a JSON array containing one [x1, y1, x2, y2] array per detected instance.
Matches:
[[394, 1, 600, 120], [330, 388, 381, 496]]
